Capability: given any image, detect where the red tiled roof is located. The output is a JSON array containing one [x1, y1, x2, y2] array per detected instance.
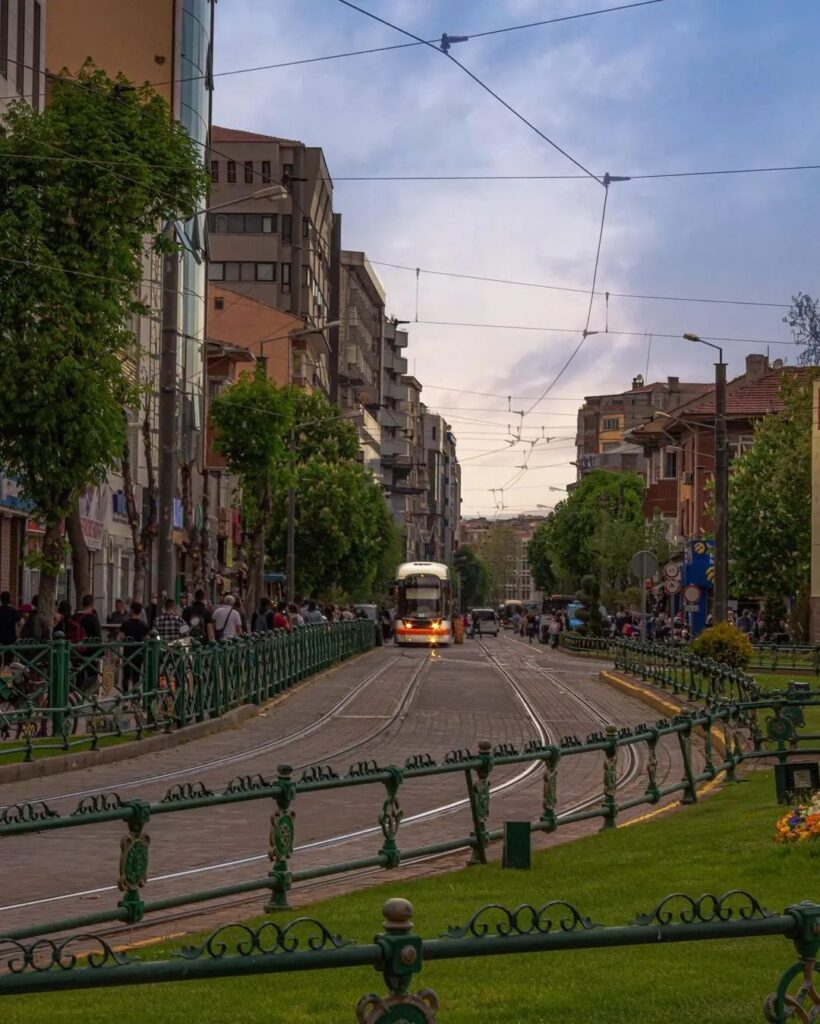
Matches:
[[211, 125, 303, 146], [630, 381, 711, 395]]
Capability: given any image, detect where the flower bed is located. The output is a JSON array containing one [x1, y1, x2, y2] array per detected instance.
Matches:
[[775, 794, 820, 843]]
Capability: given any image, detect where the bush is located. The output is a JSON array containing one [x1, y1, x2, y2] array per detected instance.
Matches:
[[691, 621, 753, 668]]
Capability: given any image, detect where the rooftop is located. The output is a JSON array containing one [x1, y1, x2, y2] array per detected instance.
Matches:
[[211, 125, 304, 147]]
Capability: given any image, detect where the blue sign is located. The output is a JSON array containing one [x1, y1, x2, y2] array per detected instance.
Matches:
[[0, 473, 33, 513], [683, 540, 713, 633]]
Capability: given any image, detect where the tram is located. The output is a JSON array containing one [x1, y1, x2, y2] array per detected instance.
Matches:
[[393, 562, 452, 646]]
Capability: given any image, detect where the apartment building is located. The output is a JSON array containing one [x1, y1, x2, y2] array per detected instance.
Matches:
[[0, 0, 45, 125], [46, 0, 215, 605], [575, 374, 710, 480], [419, 409, 460, 563]]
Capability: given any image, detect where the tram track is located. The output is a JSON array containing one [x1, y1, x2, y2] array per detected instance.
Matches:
[[2, 639, 656, 947]]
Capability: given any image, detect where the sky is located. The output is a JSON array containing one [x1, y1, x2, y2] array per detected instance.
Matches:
[[212, 0, 820, 516]]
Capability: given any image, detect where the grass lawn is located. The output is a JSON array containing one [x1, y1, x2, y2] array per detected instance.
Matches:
[[0, 731, 135, 767], [5, 768, 818, 1024]]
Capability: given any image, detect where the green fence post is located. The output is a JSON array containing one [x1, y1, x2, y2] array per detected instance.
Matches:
[[266, 763, 295, 910], [677, 718, 698, 804], [540, 747, 560, 830], [357, 898, 435, 1022], [144, 631, 162, 722], [117, 799, 151, 924], [466, 740, 493, 864], [600, 725, 619, 830], [644, 728, 661, 803], [378, 765, 404, 868], [49, 631, 69, 737]]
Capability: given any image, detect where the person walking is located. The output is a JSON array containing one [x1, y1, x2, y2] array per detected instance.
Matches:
[[287, 602, 305, 629], [548, 615, 561, 649], [183, 588, 215, 642], [73, 594, 102, 693], [107, 598, 128, 628], [527, 611, 538, 644], [252, 596, 274, 633], [118, 602, 150, 692], [272, 602, 292, 632], [21, 595, 50, 641], [303, 599, 324, 625], [154, 598, 184, 643], [213, 594, 243, 640]]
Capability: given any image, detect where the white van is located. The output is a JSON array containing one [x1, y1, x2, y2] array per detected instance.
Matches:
[[471, 608, 499, 637]]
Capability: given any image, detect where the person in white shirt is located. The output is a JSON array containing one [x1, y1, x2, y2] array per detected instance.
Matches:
[[213, 594, 243, 640]]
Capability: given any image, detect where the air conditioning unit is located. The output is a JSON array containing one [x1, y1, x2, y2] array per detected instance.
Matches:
[[682, 471, 694, 484]]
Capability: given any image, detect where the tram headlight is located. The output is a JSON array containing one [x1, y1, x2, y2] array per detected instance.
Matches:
[[431, 621, 441, 630]]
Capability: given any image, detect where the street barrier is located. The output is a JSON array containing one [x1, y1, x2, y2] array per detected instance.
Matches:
[[0, 620, 376, 763], [3, 673, 820, 944], [0, 891, 816, 1023]]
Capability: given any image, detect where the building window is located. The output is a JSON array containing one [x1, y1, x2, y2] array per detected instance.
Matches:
[[0, 0, 8, 80], [210, 160, 219, 183], [261, 160, 271, 183], [214, 296, 224, 310], [262, 214, 277, 233], [302, 216, 309, 239], [601, 417, 620, 431], [282, 214, 292, 244], [15, 0, 24, 94], [244, 160, 253, 184], [208, 261, 276, 283], [281, 263, 291, 293], [224, 262, 241, 282], [240, 262, 255, 282], [227, 160, 236, 183], [31, 1, 41, 110], [207, 262, 224, 281], [209, 213, 278, 234], [662, 449, 678, 479], [282, 162, 293, 181], [256, 262, 275, 281], [301, 264, 309, 286]]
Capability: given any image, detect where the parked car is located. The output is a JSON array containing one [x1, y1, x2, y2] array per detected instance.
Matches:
[[471, 608, 499, 637]]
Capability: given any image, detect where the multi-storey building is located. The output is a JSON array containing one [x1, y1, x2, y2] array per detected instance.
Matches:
[[419, 409, 460, 563], [0, 0, 46, 601], [46, 0, 215, 606], [575, 374, 710, 480], [459, 515, 544, 605], [0, 0, 45, 124]]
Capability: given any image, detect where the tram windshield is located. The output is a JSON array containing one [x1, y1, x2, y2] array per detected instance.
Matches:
[[396, 573, 448, 619]]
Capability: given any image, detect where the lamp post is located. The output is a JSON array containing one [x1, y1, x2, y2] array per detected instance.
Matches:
[[683, 332, 728, 623]]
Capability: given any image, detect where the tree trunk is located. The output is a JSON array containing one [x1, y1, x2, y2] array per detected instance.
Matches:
[[65, 504, 91, 607], [38, 520, 65, 626], [180, 460, 202, 594], [140, 398, 159, 600], [121, 416, 148, 604], [200, 468, 211, 584], [244, 477, 268, 615]]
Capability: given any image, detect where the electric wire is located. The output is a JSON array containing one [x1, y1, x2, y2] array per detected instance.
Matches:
[[334, 0, 603, 184]]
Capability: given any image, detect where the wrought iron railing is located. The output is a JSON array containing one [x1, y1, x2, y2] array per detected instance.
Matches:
[[3, 681, 819, 943], [0, 621, 375, 763], [0, 891, 816, 1022]]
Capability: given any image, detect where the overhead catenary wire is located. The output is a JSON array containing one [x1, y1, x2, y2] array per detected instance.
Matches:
[[334, 0, 603, 185]]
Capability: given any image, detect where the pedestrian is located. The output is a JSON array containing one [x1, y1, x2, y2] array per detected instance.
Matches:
[[235, 596, 249, 634], [272, 602, 292, 632], [548, 615, 561, 649], [117, 601, 150, 691], [470, 609, 481, 638], [0, 590, 20, 663], [54, 599, 75, 641], [288, 602, 305, 629], [183, 588, 215, 642], [527, 612, 538, 644], [252, 596, 274, 633], [303, 599, 324, 625], [154, 598, 184, 643], [511, 610, 521, 634], [107, 598, 128, 627], [146, 594, 159, 630], [74, 594, 102, 692], [20, 595, 50, 641], [213, 594, 243, 640]]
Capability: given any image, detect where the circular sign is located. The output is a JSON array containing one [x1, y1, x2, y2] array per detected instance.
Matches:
[[663, 563, 681, 580], [664, 579, 681, 595], [682, 584, 702, 603], [630, 550, 659, 581]]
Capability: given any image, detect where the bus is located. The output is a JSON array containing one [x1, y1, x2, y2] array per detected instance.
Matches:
[[499, 599, 539, 628], [393, 562, 452, 646]]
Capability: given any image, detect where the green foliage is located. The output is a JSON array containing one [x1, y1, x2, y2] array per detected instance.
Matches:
[[0, 64, 208, 615], [789, 583, 811, 644], [453, 544, 491, 609], [784, 292, 820, 366], [574, 574, 603, 636], [762, 594, 785, 637], [526, 521, 555, 594], [536, 471, 646, 590], [690, 622, 753, 667], [478, 525, 518, 606], [728, 373, 815, 601]]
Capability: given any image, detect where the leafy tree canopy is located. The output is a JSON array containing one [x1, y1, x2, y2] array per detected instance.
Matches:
[[453, 544, 491, 609], [526, 521, 556, 594], [728, 373, 815, 600], [784, 293, 820, 366]]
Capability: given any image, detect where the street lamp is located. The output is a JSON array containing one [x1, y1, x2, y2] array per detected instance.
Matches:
[[548, 486, 567, 493], [683, 332, 728, 623], [202, 184, 288, 215]]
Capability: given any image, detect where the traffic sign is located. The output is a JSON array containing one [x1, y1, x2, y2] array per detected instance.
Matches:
[[630, 550, 659, 581], [663, 562, 681, 580], [682, 583, 702, 603], [684, 603, 699, 613], [664, 579, 681, 595]]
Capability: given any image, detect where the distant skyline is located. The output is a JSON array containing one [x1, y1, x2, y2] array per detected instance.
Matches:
[[212, 0, 820, 514]]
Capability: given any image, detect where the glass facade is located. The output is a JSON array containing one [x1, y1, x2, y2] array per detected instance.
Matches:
[[178, 0, 213, 453]]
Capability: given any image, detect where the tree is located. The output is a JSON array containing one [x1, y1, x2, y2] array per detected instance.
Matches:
[[574, 574, 603, 636], [0, 65, 208, 620], [537, 471, 646, 591], [526, 522, 556, 594], [728, 374, 815, 605], [453, 544, 491, 609], [479, 525, 519, 606], [784, 293, 820, 366]]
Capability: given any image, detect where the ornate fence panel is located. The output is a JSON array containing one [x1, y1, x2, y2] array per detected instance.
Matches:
[[0, 621, 375, 763]]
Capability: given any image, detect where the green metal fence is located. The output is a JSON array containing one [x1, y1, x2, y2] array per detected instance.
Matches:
[[3, 675, 819, 944], [0, 621, 375, 763], [0, 891, 816, 1022]]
